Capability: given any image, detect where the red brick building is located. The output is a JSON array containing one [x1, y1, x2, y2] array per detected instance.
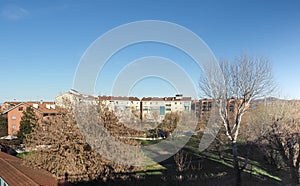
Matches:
[[2, 101, 59, 135], [192, 98, 241, 119], [0, 102, 21, 113]]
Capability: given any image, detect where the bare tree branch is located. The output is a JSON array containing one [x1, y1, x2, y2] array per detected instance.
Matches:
[[199, 54, 275, 186]]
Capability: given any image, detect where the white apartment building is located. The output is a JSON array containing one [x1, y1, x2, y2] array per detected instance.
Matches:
[[55, 91, 192, 123], [98, 96, 140, 115], [141, 94, 191, 122], [55, 89, 98, 108]]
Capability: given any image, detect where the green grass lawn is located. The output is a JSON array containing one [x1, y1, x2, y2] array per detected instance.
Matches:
[[16, 151, 35, 158], [136, 135, 283, 185], [16, 136, 285, 185]]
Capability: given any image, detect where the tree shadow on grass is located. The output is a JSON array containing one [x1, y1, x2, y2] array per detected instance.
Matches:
[[70, 146, 284, 186]]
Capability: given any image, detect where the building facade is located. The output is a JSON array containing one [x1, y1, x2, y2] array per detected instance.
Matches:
[[141, 94, 191, 122], [0, 102, 21, 113], [2, 101, 59, 135], [191, 98, 240, 119], [55, 89, 98, 108], [56, 90, 193, 123], [98, 96, 141, 122]]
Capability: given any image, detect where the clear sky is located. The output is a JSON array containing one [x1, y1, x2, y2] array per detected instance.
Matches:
[[0, 0, 300, 102]]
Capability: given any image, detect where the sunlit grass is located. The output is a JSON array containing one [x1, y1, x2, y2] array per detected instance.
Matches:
[[137, 163, 167, 176], [16, 151, 35, 158]]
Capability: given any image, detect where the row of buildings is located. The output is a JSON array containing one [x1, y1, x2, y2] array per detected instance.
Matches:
[[0, 90, 228, 136], [56, 90, 193, 122]]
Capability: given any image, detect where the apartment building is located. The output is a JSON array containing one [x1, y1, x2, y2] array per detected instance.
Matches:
[[2, 101, 59, 135], [98, 96, 141, 122], [141, 94, 192, 122], [98, 96, 140, 111], [191, 98, 240, 119], [56, 91, 141, 122], [0, 102, 21, 113], [55, 89, 98, 108], [141, 97, 166, 121], [56, 90, 192, 122]]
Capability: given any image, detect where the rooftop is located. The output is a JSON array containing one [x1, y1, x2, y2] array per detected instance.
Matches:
[[0, 152, 57, 185], [2, 102, 60, 115]]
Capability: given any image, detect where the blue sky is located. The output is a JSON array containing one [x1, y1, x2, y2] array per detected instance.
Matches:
[[0, 0, 300, 102]]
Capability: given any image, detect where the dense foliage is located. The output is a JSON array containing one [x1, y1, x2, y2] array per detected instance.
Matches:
[[24, 100, 140, 183], [0, 115, 8, 137], [17, 107, 37, 143]]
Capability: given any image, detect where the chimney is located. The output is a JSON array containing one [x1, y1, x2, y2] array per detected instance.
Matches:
[[33, 103, 38, 109], [175, 94, 183, 100], [46, 104, 51, 109]]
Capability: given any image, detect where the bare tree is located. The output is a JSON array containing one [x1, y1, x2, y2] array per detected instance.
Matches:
[[174, 149, 191, 181], [199, 55, 274, 186], [249, 100, 300, 184], [24, 98, 140, 183]]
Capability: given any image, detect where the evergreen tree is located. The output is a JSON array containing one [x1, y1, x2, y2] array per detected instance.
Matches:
[[17, 107, 38, 142], [0, 115, 8, 137]]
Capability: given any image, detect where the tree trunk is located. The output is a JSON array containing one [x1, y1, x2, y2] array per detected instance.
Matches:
[[232, 142, 242, 186], [296, 154, 300, 184], [295, 147, 300, 184]]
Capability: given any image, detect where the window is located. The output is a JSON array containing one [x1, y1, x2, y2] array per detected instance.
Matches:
[[18, 107, 23, 111], [159, 106, 165, 115], [202, 102, 212, 111], [208, 102, 212, 110], [11, 116, 16, 120], [0, 176, 9, 186]]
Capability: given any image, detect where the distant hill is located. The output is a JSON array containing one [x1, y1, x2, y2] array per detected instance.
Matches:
[[253, 97, 281, 104], [252, 97, 300, 106]]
